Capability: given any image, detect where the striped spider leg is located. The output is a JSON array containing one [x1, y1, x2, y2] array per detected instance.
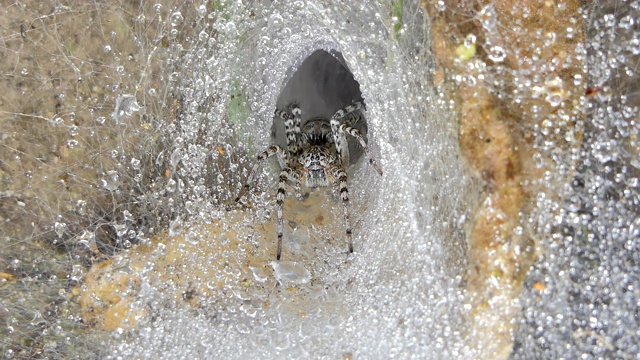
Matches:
[[235, 145, 286, 202], [330, 101, 384, 176], [234, 144, 302, 260]]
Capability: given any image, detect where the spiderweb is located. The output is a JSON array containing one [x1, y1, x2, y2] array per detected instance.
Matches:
[[1, 0, 638, 358]]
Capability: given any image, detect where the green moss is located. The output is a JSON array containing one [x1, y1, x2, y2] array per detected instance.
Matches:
[[392, 0, 403, 37], [455, 42, 476, 60]]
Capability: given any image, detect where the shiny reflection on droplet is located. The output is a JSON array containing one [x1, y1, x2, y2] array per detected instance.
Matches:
[[170, 11, 183, 26], [101, 171, 120, 191], [478, 5, 497, 31], [271, 261, 310, 285], [543, 76, 565, 107], [464, 33, 476, 48], [487, 46, 506, 62]]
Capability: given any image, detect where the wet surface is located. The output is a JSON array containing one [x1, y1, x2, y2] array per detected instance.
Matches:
[[2, 0, 639, 359]]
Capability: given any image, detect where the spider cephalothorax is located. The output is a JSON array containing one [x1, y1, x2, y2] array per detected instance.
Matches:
[[236, 100, 382, 260], [298, 145, 335, 188]]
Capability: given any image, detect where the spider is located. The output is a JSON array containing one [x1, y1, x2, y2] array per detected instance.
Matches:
[[236, 100, 383, 260]]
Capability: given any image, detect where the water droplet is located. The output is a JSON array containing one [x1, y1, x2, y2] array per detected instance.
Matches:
[[52, 116, 64, 126], [225, 22, 237, 35], [465, 76, 477, 86], [198, 30, 209, 42], [169, 217, 183, 236], [478, 5, 497, 31], [153, 3, 163, 12], [104, 44, 112, 53], [68, 125, 79, 136], [20, 68, 28, 75], [170, 11, 184, 26], [123, 210, 133, 222], [101, 170, 120, 191], [70, 265, 84, 283], [269, 13, 284, 28], [435, 0, 446, 12], [171, 147, 182, 167], [596, 86, 612, 102], [113, 223, 127, 237], [565, 27, 574, 39], [185, 231, 200, 245], [271, 261, 311, 285], [131, 158, 141, 170], [166, 178, 177, 193], [76, 200, 86, 214], [111, 95, 141, 124], [54, 222, 67, 237], [464, 34, 476, 48], [543, 76, 565, 107], [11, 259, 21, 269], [96, 116, 106, 124], [487, 46, 506, 62], [573, 73, 583, 86], [629, 38, 640, 55], [66, 139, 79, 148], [196, 5, 207, 18], [250, 266, 268, 282], [618, 15, 635, 29], [116, 65, 125, 75], [220, 232, 230, 246]]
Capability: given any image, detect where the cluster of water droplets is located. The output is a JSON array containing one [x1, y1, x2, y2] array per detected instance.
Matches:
[[4, 0, 639, 358], [103, 0, 475, 358], [512, 2, 640, 358]]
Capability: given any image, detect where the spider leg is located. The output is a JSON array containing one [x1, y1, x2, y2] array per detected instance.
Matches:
[[331, 100, 366, 119], [235, 145, 286, 202], [273, 167, 304, 260], [286, 167, 304, 200], [339, 123, 384, 176], [330, 101, 366, 167], [331, 166, 353, 254], [294, 180, 303, 200], [275, 105, 303, 161], [275, 169, 289, 260], [291, 106, 302, 156]]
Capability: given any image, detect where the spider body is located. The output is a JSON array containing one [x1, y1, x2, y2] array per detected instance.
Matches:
[[236, 101, 382, 260], [299, 144, 335, 188]]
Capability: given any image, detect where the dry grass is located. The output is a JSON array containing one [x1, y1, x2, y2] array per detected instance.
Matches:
[[0, 1, 202, 356]]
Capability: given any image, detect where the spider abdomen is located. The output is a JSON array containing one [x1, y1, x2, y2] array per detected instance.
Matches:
[[305, 170, 330, 188]]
